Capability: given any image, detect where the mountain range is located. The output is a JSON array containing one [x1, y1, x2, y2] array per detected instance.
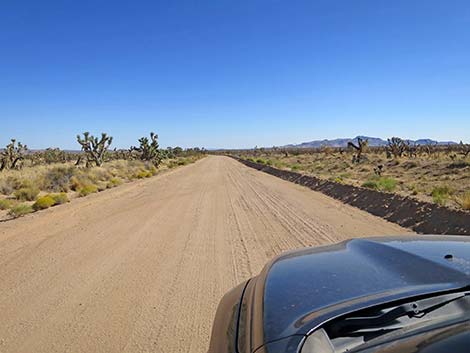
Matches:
[[283, 136, 458, 149]]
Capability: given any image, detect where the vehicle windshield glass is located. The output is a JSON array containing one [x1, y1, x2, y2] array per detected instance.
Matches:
[[301, 290, 470, 353]]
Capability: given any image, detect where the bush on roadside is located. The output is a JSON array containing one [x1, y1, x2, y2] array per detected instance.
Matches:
[[168, 160, 179, 168], [291, 164, 301, 171], [458, 192, 470, 210], [333, 176, 344, 184], [431, 186, 454, 206], [33, 195, 56, 210], [0, 198, 15, 210], [50, 192, 69, 205], [78, 184, 98, 197], [88, 168, 112, 183], [107, 177, 123, 188], [0, 176, 23, 195], [41, 166, 75, 192], [377, 177, 397, 192], [362, 176, 397, 192], [177, 158, 189, 166], [362, 180, 378, 189], [14, 186, 40, 201], [8, 204, 34, 218], [96, 181, 108, 191], [70, 175, 94, 191], [136, 170, 152, 179]]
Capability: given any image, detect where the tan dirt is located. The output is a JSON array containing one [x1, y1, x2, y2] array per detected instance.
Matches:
[[0, 156, 411, 353]]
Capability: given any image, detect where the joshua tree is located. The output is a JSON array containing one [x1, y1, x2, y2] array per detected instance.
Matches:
[[76, 132, 113, 167], [172, 146, 183, 156], [459, 141, 470, 158], [387, 137, 407, 158], [405, 141, 419, 158], [0, 139, 28, 171], [132, 132, 163, 167], [348, 137, 369, 163]]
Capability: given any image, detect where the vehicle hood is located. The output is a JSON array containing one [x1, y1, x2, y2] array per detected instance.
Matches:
[[260, 235, 470, 345]]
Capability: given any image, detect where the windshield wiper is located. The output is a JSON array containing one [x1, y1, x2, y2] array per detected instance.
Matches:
[[330, 291, 469, 336]]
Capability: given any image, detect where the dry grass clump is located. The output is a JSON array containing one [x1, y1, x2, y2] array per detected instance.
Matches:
[[362, 176, 398, 192], [135, 170, 153, 179], [50, 192, 70, 205], [431, 185, 454, 206], [8, 204, 34, 218], [457, 192, 470, 210], [78, 184, 98, 197], [0, 176, 22, 195], [33, 195, 56, 210], [107, 177, 123, 188], [14, 185, 40, 201], [0, 198, 16, 210], [39, 165, 76, 192], [33, 193, 70, 211]]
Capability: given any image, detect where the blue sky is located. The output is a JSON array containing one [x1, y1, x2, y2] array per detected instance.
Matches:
[[1, 0, 469, 149]]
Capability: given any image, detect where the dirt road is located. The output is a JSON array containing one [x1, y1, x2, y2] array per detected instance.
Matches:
[[0, 156, 409, 353]]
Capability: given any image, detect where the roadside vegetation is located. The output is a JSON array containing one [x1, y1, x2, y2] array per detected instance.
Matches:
[[0, 133, 206, 220], [230, 138, 470, 211]]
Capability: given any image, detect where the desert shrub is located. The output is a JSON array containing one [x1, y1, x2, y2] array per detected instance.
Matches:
[[78, 184, 98, 197], [149, 166, 158, 175], [14, 186, 40, 201], [377, 177, 397, 192], [0, 198, 15, 210], [50, 192, 69, 205], [107, 177, 123, 188], [41, 166, 75, 192], [96, 181, 108, 191], [33, 195, 56, 210], [273, 160, 287, 169], [431, 186, 454, 206], [8, 204, 34, 218], [333, 176, 344, 183], [457, 192, 470, 210], [291, 164, 301, 171], [168, 160, 178, 169], [448, 161, 470, 169], [70, 175, 93, 191], [88, 168, 112, 183], [0, 176, 22, 195], [136, 170, 152, 179], [409, 184, 421, 196], [265, 159, 273, 166], [402, 161, 418, 169], [362, 177, 397, 192], [362, 180, 378, 189], [177, 158, 189, 166]]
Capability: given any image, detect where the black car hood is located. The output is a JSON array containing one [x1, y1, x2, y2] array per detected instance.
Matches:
[[261, 236, 470, 345]]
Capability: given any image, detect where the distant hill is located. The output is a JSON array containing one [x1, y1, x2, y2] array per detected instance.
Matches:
[[283, 136, 458, 148]]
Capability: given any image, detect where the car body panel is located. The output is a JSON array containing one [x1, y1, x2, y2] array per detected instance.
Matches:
[[207, 280, 248, 353], [264, 236, 470, 343], [208, 235, 470, 353]]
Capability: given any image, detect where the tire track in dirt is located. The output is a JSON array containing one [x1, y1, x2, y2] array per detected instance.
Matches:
[[0, 156, 411, 353]]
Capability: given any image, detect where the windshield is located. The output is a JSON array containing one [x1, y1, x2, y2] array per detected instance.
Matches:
[[301, 290, 470, 353]]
